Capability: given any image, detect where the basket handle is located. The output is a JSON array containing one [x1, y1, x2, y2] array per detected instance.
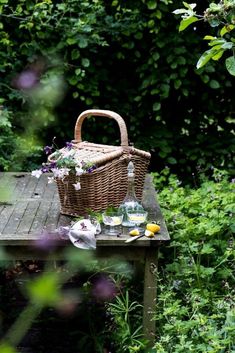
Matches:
[[74, 109, 129, 148]]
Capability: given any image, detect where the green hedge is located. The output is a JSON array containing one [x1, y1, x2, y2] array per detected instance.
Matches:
[[0, 0, 234, 180]]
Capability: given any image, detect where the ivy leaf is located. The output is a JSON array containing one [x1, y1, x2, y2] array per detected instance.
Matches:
[[225, 56, 235, 76], [179, 16, 199, 32]]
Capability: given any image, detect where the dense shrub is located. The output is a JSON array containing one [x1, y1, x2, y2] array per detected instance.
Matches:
[[0, 0, 234, 178], [152, 169, 235, 352]]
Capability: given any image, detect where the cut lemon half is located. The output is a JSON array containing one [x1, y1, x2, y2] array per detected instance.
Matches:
[[145, 229, 155, 238], [129, 229, 140, 236]]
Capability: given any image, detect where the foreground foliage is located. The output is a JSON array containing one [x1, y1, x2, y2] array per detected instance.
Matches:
[[0, 169, 234, 352], [153, 169, 235, 352]]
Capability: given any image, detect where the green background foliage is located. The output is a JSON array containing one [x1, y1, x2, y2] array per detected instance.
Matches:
[[0, 0, 234, 180]]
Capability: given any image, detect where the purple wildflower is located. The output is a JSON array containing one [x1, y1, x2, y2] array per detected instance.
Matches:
[[44, 145, 53, 155], [231, 178, 235, 184], [91, 275, 117, 301], [49, 161, 57, 169], [66, 142, 73, 150], [41, 165, 49, 173], [87, 165, 96, 173]]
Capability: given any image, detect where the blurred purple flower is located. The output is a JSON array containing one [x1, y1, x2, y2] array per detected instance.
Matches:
[[14, 70, 38, 90], [92, 275, 117, 301], [44, 145, 53, 155], [231, 178, 235, 183], [66, 142, 73, 150], [33, 230, 59, 251]]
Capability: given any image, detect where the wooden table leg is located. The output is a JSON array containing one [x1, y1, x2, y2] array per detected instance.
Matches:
[[143, 247, 158, 346]]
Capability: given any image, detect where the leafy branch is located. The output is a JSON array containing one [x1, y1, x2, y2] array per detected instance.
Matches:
[[173, 1, 235, 75]]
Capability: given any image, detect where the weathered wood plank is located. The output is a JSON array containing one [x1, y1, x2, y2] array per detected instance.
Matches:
[[30, 200, 54, 234], [43, 200, 61, 232], [2, 201, 28, 234], [0, 204, 16, 234], [17, 200, 41, 234]]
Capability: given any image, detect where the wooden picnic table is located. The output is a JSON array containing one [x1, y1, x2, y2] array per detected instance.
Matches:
[[0, 172, 170, 346]]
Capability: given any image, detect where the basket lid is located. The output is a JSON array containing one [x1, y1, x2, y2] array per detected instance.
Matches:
[[48, 109, 150, 167]]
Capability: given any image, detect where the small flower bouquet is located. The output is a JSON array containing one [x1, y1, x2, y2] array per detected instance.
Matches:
[[31, 138, 96, 190]]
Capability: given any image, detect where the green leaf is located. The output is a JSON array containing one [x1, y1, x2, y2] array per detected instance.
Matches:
[[225, 56, 235, 76], [212, 50, 224, 60], [196, 49, 219, 69], [179, 16, 199, 32], [204, 35, 217, 40], [71, 49, 80, 60], [153, 102, 161, 111], [75, 68, 81, 76], [167, 157, 177, 164], [208, 39, 225, 47], [209, 80, 220, 89], [66, 37, 77, 45], [182, 2, 197, 10], [220, 24, 235, 36], [172, 8, 188, 15], [147, 0, 157, 10], [221, 42, 233, 49], [81, 58, 90, 67], [78, 37, 88, 48]]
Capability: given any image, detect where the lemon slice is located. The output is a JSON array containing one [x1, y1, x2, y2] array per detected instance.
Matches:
[[145, 229, 154, 238], [112, 216, 122, 225], [129, 229, 140, 236]]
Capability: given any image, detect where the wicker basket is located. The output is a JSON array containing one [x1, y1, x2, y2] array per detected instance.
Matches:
[[50, 109, 151, 216]]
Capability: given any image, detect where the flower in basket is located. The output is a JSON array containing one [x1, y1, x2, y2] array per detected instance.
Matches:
[[31, 139, 96, 190]]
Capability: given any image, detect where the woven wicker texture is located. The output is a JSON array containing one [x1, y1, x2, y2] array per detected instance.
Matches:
[[54, 109, 151, 216]]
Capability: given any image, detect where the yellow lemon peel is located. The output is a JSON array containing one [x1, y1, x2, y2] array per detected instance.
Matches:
[[146, 223, 161, 233]]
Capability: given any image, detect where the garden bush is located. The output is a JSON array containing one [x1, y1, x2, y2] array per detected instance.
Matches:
[[152, 168, 235, 353], [0, 0, 234, 180]]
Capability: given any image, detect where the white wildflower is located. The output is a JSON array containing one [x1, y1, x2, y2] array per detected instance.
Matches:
[[48, 176, 55, 184], [75, 166, 84, 176], [31, 169, 42, 178], [73, 182, 81, 190]]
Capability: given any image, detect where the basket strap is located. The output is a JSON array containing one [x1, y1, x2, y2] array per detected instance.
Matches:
[[73, 109, 129, 149]]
